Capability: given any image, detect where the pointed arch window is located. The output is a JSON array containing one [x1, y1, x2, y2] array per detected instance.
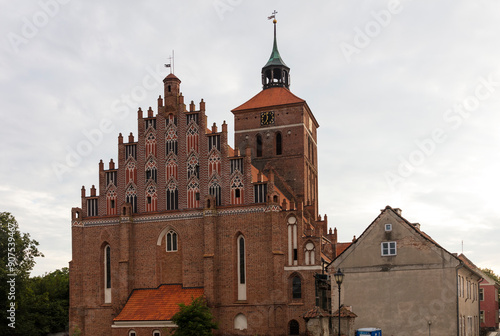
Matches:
[[231, 174, 244, 205], [166, 180, 178, 210], [145, 184, 157, 212], [145, 132, 157, 157], [287, 216, 298, 265], [125, 185, 137, 213], [187, 153, 199, 179], [276, 132, 282, 155], [145, 157, 157, 183], [237, 235, 246, 300], [166, 123, 178, 155], [106, 189, 117, 215], [187, 179, 200, 208], [104, 245, 111, 303], [256, 134, 263, 157], [126, 160, 137, 185], [292, 276, 301, 299], [166, 230, 178, 252], [209, 178, 222, 206]]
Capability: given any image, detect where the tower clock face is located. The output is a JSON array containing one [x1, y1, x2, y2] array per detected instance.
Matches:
[[260, 111, 275, 126]]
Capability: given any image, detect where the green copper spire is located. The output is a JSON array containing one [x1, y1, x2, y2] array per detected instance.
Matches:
[[264, 20, 288, 68], [261, 17, 290, 90]]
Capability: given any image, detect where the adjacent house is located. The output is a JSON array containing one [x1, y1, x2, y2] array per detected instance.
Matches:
[[458, 254, 500, 331], [329, 206, 482, 336]]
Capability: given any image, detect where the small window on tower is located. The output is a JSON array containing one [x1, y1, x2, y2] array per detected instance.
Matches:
[[235, 189, 241, 198], [168, 85, 171, 93], [110, 200, 115, 209], [147, 196, 152, 204]]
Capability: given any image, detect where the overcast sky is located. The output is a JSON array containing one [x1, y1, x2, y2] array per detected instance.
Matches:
[[1, 0, 499, 277]]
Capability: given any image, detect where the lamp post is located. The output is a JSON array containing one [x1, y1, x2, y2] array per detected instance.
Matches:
[[428, 320, 432, 336], [334, 269, 344, 336]]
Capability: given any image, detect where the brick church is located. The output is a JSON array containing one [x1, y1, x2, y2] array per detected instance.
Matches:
[[70, 19, 343, 336]]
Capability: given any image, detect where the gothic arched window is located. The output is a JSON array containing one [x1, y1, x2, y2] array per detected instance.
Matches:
[[166, 230, 178, 252], [276, 132, 282, 155], [237, 235, 246, 300], [104, 245, 111, 303], [256, 134, 263, 157]]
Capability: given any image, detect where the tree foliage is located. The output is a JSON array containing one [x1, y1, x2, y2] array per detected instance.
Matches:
[[0, 212, 43, 335], [171, 296, 218, 336]]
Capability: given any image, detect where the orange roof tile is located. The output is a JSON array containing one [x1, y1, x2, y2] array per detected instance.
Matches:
[[336, 242, 352, 256], [232, 87, 305, 112], [114, 284, 204, 321]]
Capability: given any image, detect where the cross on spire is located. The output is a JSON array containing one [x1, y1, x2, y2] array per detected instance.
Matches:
[[164, 50, 175, 74], [268, 10, 278, 21]]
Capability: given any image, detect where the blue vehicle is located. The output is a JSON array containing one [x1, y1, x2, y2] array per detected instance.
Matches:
[[356, 327, 382, 336]]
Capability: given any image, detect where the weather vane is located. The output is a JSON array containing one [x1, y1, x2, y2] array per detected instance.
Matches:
[[268, 10, 277, 21], [164, 50, 174, 74]]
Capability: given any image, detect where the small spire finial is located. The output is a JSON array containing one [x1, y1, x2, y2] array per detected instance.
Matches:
[[164, 50, 175, 74], [268, 10, 277, 22]]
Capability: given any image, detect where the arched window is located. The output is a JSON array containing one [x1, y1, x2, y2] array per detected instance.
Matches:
[[153, 330, 161, 336], [304, 242, 315, 265], [104, 245, 111, 303], [276, 132, 282, 155], [128, 330, 136, 336], [234, 313, 248, 330], [287, 216, 298, 265], [125, 184, 137, 213], [166, 230, 178, 252], [256, 134, 262, 157], [166, 181, 178, 210], [289, 320, 300, 335], [209, 178, 221, 206], [237, 235, 246, 300], [292, 276, 301, 299]]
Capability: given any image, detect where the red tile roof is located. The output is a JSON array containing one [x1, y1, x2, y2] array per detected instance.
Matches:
[[303, 306, 330, 319], [114, 284, 204, 321], [336, 243, 352, 256], [232, 87, 305, 112], [332, 306, 358, 318]]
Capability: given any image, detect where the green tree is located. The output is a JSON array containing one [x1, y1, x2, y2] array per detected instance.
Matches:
[[171, 296, 218, 336], [0, 212, 43, 335], [23, 268, 69, 334]]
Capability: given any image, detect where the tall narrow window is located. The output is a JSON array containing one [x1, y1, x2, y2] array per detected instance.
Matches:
[[166, 182, 178, 210], [288, 217, 298, 265], [276, 132, 282, 155], [292, 276, 302, 299], [237, 235, 246, 300], [104, 245, 111, 303], [256, 134, 262, 157], [166, 230, 178, 252], [304, 242, 315, 265]]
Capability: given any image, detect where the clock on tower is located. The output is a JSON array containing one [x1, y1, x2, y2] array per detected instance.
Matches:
[[260, 111, 275, 126]]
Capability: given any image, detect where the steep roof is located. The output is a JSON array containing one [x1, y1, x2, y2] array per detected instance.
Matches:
[[232, 87, 305, 112], [328, 206, 461, 268], [114, 284, 204, 322]]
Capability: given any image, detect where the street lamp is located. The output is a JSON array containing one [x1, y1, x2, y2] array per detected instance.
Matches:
[[334, 269, 344, 336]]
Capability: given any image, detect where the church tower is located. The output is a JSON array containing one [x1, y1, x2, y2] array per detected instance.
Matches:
[[232, 19, 319, 217]]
